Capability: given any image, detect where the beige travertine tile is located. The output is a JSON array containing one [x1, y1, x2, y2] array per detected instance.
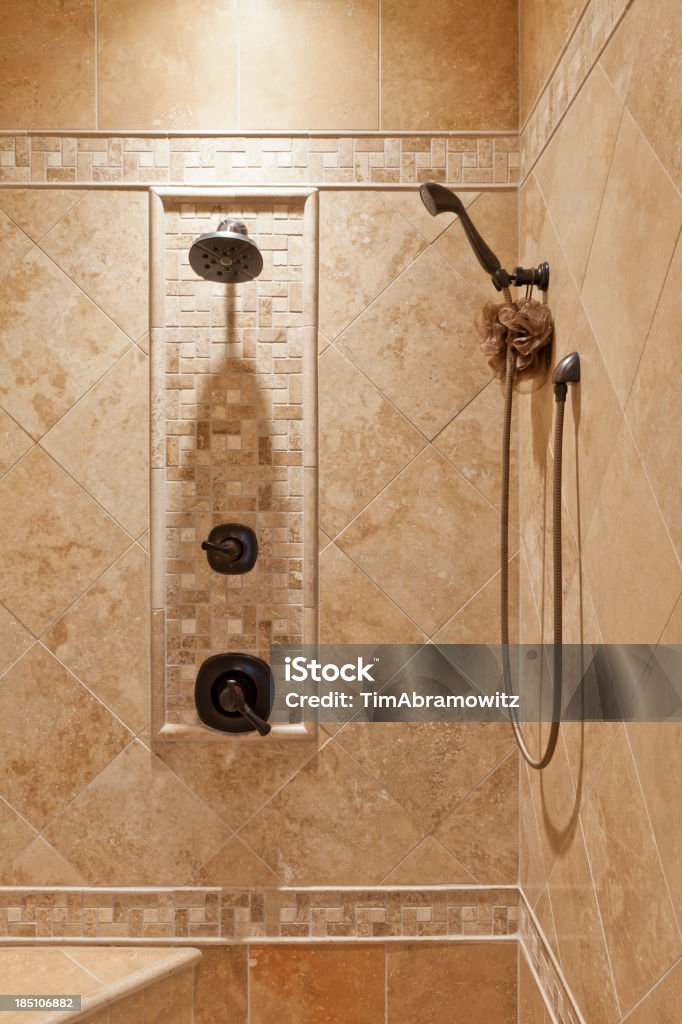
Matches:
[[0, 836, 88, 885], [0, 605, 32, 675], [560, 719, 620, 806], [559, 304, 623, 540], [0, 447, 129, 634], [581, 111, 682, 406], [0, 645, 129, 829], [384, 191, 480, 245], [519, 0, 583, 122], [319, 191, 428, 341], [435, 753, 518, 883], [434, 554, 518, 645], [598, 0, 641, 101], [240, 0, 378, 130], [0, 408, 32, 477], [156, 735, 317, 831], [193, 946, 247, 1024], [623, 959, 682, 1024], [661, 597, 682, 644], [581, 730, 681, 1015], [434, 380, 518, 520], [0, 0, 95, 128], [43, 545, 150, 733], [381, 0, 517, 130], [42, 347, 149, 536], [239, 740, 422, 885], [98, 0, 237, 130], [534, 65, 624, 288], [0, 949, 101, 999], [435, 192, 517, 294], [519, 761, 549, 907], [0, 247, 130, 439], [518, 953, 548, 1024], [44, 740, 230, 884], [524, 727, 578, 887], [0, 210, 32, 281], [386, 942, 516, 1023], [249, 945, 384, 1024], [0, 797, 35, 871], [583, 424, 681, 644], [40, 191, 149, 342], [337, 248, 491, 438], [627, 723, 682, 928], [547, 822, 620, 1024], [534, 885, 558, 957], [381, 836, 476, 885], [320, 543, 426, 644], [622, 0, 682, 191], [109, 968, 194, 1024], [627, 236, 682, 561], [319, 346, 425, 536], [337, 722, 515, 832], [192, 836, 281, 887], [69, 948, 192, 985], [0, 190, 85, 243], [337, 448, 500, 636]]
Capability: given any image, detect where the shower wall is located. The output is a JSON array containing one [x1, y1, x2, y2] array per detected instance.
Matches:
[[518, 0, 682, 1020], [0, 0, 520, 894]]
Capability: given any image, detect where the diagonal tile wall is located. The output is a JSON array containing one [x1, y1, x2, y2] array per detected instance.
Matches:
[[518, 1, 682, 1021], [0, 181, 520, 890]]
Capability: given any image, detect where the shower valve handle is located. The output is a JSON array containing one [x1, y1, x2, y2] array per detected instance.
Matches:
[[218, 680, 272, 736], [201, 538, 243, 561]]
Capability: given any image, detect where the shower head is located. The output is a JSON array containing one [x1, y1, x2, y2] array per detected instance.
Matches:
[[189, 219, 263, 283], [419, 182, 550, 292], [419, 183, 503, 278]]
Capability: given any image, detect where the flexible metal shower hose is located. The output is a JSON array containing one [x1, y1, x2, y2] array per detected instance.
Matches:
[[500, 299, 562, 770]]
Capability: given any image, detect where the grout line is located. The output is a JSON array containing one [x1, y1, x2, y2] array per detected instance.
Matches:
[[619, 956, 682, 1023], [236, 0, 241, 132], [377, 0, 382, 132], [35, 533, 138, 642], [518, 939, 561, 1024], [519, 887, 587, 1024], [0, 128, 518, 138], [94, 0, 99, 131], [623, 725, 682, 941], [575, 810, 623, 1019]]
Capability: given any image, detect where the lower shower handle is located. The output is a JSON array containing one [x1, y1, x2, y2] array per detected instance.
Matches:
[[218, 679, 272, 736]]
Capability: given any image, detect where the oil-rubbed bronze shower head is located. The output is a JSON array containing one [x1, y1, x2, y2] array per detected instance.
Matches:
[[189, 219, 263, 283]]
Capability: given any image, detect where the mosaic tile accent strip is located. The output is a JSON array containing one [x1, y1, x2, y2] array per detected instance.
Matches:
[[0, 134, 519, 186], [519, 897, 584, 1024], [520, 0, 634, 180], [0, 888, 519, 943], [153, 193, 314, 728]]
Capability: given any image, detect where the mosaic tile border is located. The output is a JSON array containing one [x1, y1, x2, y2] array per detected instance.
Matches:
[[0, 134, 518, 187], [520, 0, 634, 180], [519, 895, 584, 1024], [149, 187, 318, 743], [0, 888, 519, 943]]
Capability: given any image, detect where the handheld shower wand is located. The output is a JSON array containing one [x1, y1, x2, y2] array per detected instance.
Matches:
[[420, 183, 580, 770], [419, 182, 550, 293]]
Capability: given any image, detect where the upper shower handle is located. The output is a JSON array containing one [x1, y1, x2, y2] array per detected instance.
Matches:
[[419, 182, 502, 276]]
